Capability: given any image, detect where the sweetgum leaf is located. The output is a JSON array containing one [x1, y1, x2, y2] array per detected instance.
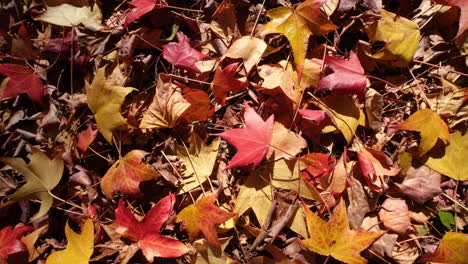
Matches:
[[0, 147, 64, 219], [0, 225, 33, 260], [101, 150, 160, 199], [176, 195, 236, 245], [162, 32, 210, 73], [211, 63, 249, 105], [86, 67, 135, 143], [420, 232, 468, 264], [115, 195, 189, 261], [316, 52, 367, 95], [301, 201, 384, 264], [261, 0, 337, 79], [45, 219, 94, 264], [396, 109, 450, 156], [0, 64, 44, 105], [212, 103, 274, 169]]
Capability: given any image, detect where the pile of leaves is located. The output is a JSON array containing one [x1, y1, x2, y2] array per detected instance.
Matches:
[[0, 0, 467, 263]]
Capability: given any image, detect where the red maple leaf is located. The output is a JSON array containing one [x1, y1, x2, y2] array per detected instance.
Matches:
[[212, 103, 274, 169], [0, 225, 33, 260], [0, 64, 44, 105], [115, 194, 189, 261], [162, 32, 210, 73], [124, 0, 164, 26], [211, 63, 249, 105], [316, 51, 367, 94]]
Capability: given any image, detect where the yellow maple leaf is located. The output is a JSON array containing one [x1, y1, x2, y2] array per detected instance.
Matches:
[[46, 219, 94, 264], [86, 67, 135, 143], [261, 0, 337, 79]]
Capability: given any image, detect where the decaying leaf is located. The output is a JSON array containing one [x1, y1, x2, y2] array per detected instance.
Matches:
[[378, 198, 411, 234], [177, 195, 236, 245], [0, 147, 64, 219], [301, 201, 384, 264], [211, 63, 249, 105], [395, 165, 442, 204], [261, 0, 337, 79], [86, 67, 135, 143], [46, 219, 94, 264], [192, 237, 232, 264], [101, 150, 159, 199]]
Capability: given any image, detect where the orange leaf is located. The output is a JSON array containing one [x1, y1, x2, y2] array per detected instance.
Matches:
[[101, 150, 159, 199], [301, 200, 384, 264], [261, 0, 337, 79], [420, 232, 468, 264], [378, 198, 410, 234], [176, 195, 236, 245]]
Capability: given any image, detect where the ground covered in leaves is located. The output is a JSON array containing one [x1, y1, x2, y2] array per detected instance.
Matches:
[[0, 0, 467, 263]]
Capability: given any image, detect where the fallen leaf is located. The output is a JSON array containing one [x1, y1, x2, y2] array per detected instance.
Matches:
[[432, 0, 467, 40], [176, 195, 236, 245], [316, 52, 367, 95], [211, 63, 249, 105], [420, 232, 468, 264], [378, 198, 411, 234], [192, 237, 232, 264], [301, 201, 384, 264], [423, 130, 468, 181], [0, 63, 44, 105], [140, 80, 190, 129], [427, 79, 468, 128], [311, 94, 364, 143], [36, 2, 102, 28], [125, 0, 164, 26], [357, 147, 400, 192], [257, 64, 296, 103], [116, 195, 189, 261], [212, 103, 274, 169], [45, 219, 94, 264], [267, 122, 307, 160], [163, 32, 210, 72], [21, 225, 47, 262], [175, 133, 220, 193], [181, 87, 215, 122], [261, 0, 337, 79], [395, 165, 442, 204], [224, 36, 267, 72], [396, 109, 450, 156], [249, 244, 305, 264], [210, 0, 239, 44], [0, 147, 64, 219], [86, 67, 135, 143], [299, 153, 336, 185], [0, 225, 33, 260], [365, 9, 421, 67], [76, 123, 99, 152], [101, 150, 159, 199], [236, 159, 322, 237]]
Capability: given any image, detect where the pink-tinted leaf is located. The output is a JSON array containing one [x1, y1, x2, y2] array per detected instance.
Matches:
[[357, 148, 400, 192], [211, 63, 249, 105], [115, 194, 189, 261], [0, 225, 33, 259], [125, 0, 164, 26], [162, 32, 210, 72], [42, 30, 77, 53], [0, 64, 44, 105], [212, 103, 274, 169], [76, 124, 99, 152], [378, 198, 411, 234], [432, 0, 467, 40], [316, 52, 367, 95], [395, 165, 442, 204]]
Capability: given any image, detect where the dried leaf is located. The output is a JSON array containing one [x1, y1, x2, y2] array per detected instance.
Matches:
[[224, 36, 267, 72], [378, 198, 411, 234], [0, 225, 33, 260], [163, 32, 210, 72], [101, 150, 159, 199], [395, 165, 442, 204], [0, 64, 44, 105], [420, 232, 468, 264], [36, 3, 102, 28], [211, 63, 248, 105]]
